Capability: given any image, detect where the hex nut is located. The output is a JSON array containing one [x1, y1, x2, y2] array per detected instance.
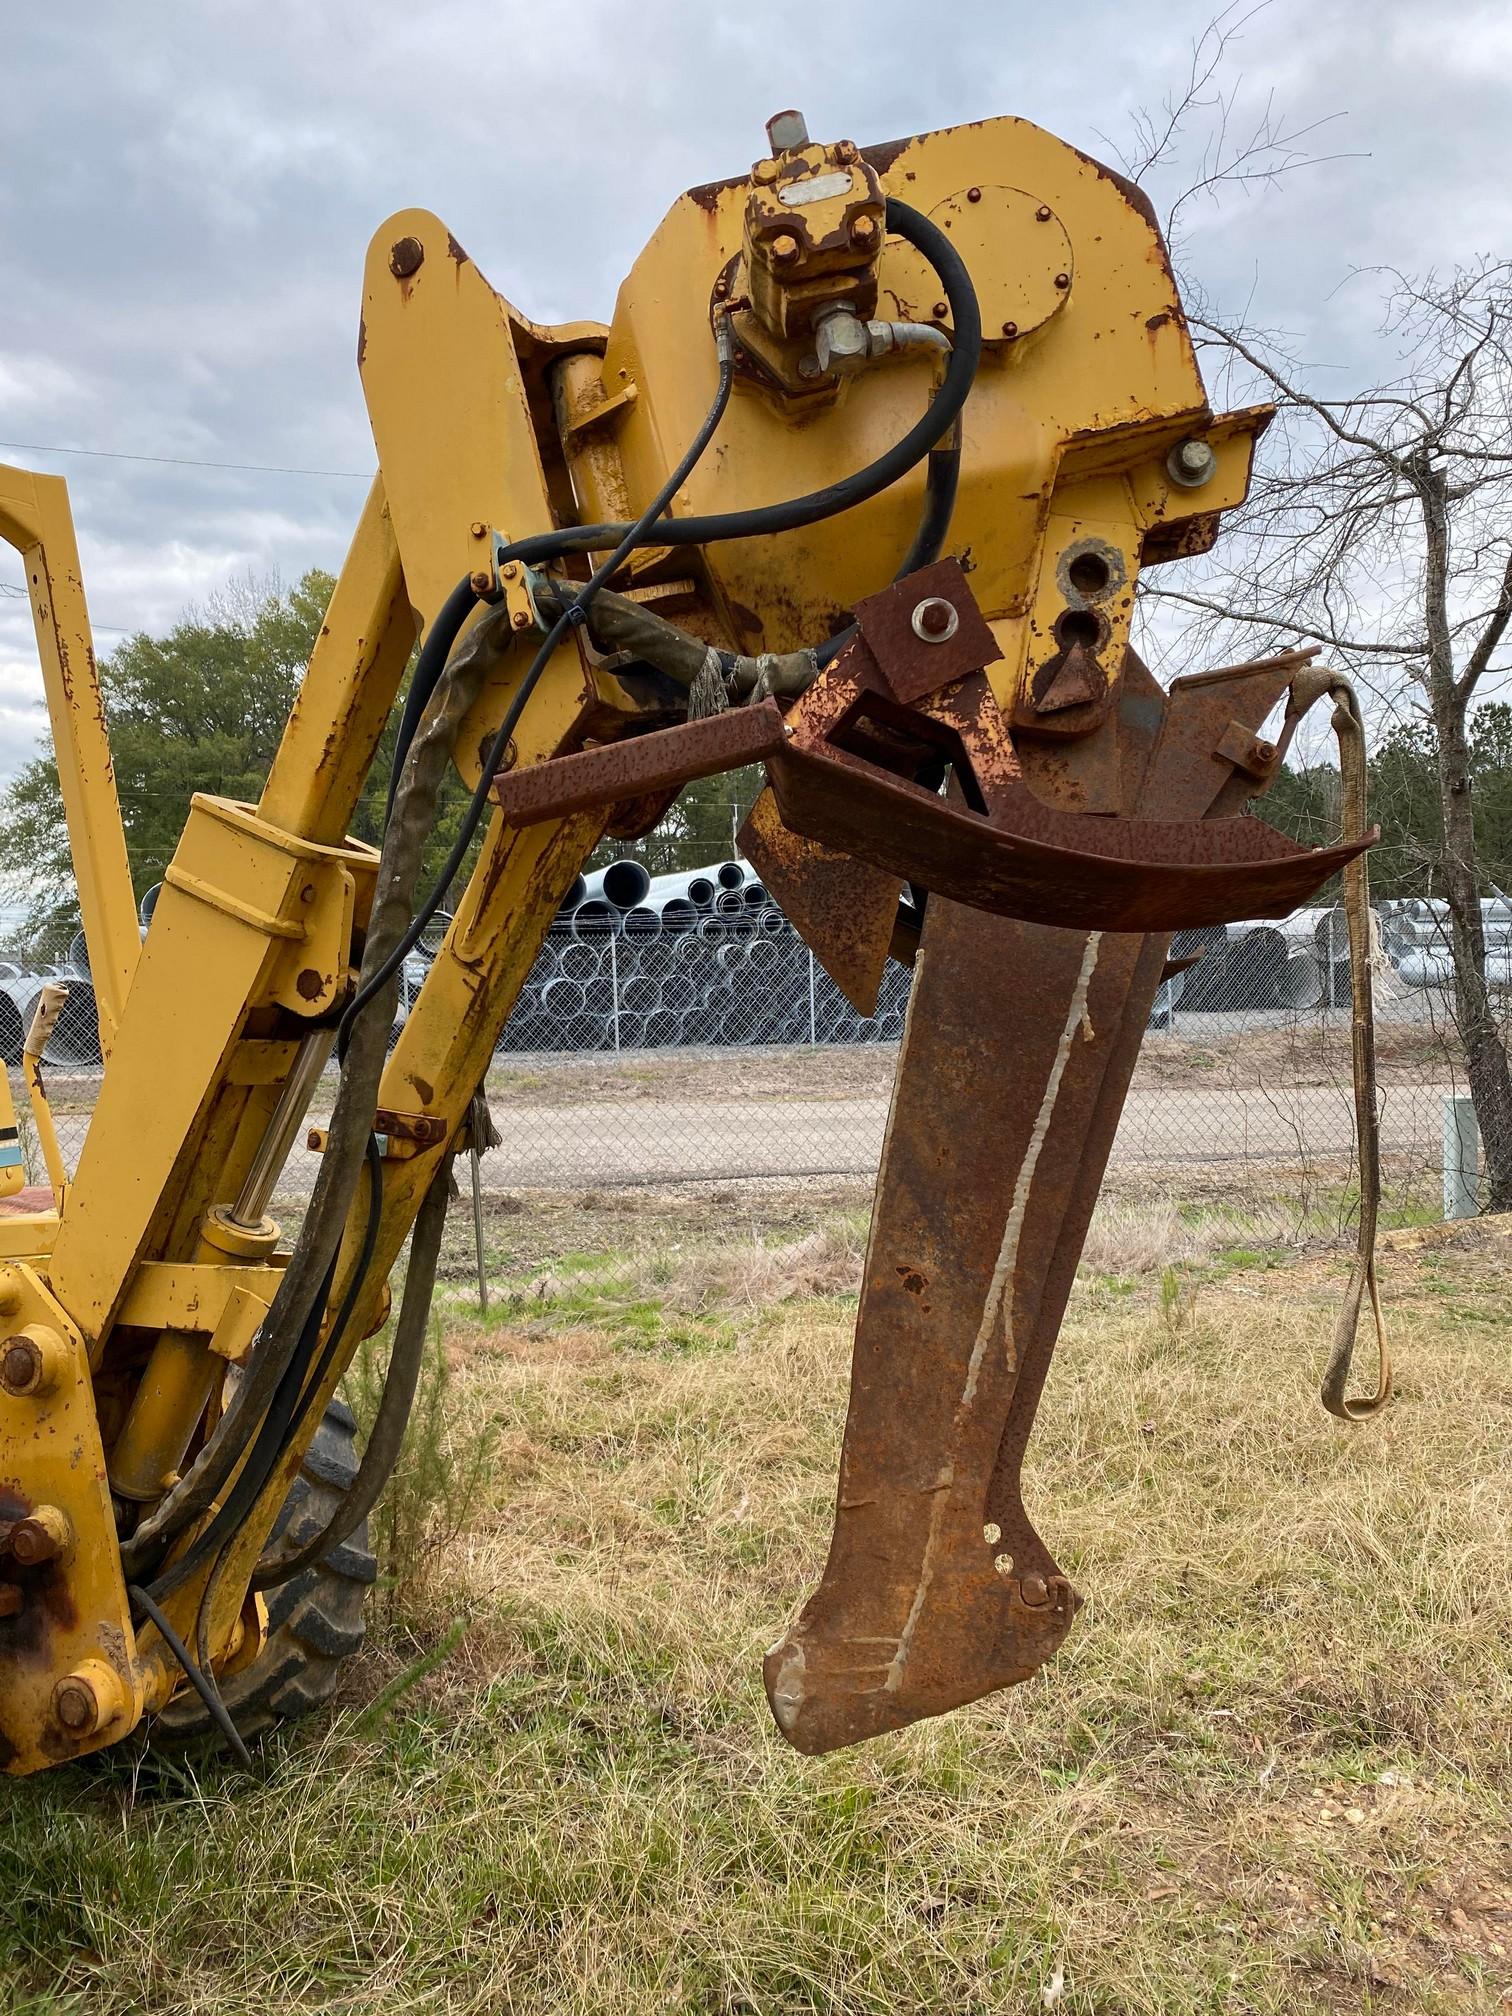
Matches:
[[911, 597, 960, 643], [1020, 1572, 1050, 1606], [771, 233, 800, 265]]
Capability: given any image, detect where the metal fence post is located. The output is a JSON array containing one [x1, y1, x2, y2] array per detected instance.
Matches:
[[808, 948, 817, 1046], [1443, 1092, 1480, 1220], [609, 930, 621, 1054]]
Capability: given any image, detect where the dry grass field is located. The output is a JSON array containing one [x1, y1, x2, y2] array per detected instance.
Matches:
[[1, 1199, 1508, 2014]]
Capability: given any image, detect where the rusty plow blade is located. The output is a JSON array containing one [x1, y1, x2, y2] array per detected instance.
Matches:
[[758, 564, 1368, 1753], [764, 903, 1160, 1752]]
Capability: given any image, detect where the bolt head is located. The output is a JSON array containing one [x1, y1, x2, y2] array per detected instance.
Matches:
[[470, 520, 486, 538], [850, 214, 877, 247], [932, 300, 949, 321], [713, 275, 729, 298], [1001, 321, 1019, 339], [751, 157, 779, 186], [1, 1336, 41, 1396], [967, 186, 982, 203], [1036, 205, 1052, 223], [388, 235, 424, 280], [765, 109, 809, 154], [1020, 1572, 1050, 1606], [771, 233, 800, 265], [1253, 739, 1277, 763], [834, 139, 858, 164], [469, 570, 492, 596], [511, 609, 532, 631], [9, 1509, 68, 1567], [1167, 438, 1218, 488], [911, 597, 960, 643], [1054, 272, 1071, 290], [52, 1676, 97, 1734]]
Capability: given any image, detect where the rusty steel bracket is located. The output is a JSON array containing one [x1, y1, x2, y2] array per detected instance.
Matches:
[[491, 699, 789, 827], [755, 562, 1371, 939]]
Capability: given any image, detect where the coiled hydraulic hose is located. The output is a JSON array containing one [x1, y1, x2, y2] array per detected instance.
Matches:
[[388, 197, 980, 792]]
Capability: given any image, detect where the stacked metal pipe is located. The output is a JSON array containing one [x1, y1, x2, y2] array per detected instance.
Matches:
[[388, 857, 911, 1054]]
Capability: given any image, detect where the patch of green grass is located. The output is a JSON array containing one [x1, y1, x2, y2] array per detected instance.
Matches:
[[3, 1229, 1508, 2013]]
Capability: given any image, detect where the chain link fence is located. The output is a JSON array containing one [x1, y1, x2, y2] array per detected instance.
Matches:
[[7, 868, 1509, 1279]]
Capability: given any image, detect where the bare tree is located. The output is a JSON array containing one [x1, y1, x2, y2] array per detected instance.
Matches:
[[1108, 10, 1512, 1205], [1146, 268, 1512, 1203]]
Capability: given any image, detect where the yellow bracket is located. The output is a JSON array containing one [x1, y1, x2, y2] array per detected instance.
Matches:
[[0, 1264, 143, 1774]]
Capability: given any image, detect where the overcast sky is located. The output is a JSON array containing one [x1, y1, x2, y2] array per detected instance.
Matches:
[[3, 0, 1509, 785]]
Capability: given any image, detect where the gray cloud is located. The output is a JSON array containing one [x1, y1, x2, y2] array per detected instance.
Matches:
[[2, 0, 1508, 781]]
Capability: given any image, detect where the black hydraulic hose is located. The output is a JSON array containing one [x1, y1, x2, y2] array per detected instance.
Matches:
[[129, 1583, 252, 1767], [142, 322, 743, 1609], [253, 1151, 453, 1592], [814, 420, 965, 671], [143, 1139, 384, 1602], [143, 202, 978, 1614], [355, 328, 739, 1035], [387, 198, 978, 794], [504, 200, 978, 562], [386, 575, 480, 819]]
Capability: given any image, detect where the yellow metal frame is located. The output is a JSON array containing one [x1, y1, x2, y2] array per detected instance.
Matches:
[[1, 112, 1273, 1771]]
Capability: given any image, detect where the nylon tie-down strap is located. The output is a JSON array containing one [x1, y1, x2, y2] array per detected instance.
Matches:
[[1311, 674, 1393, 1421]]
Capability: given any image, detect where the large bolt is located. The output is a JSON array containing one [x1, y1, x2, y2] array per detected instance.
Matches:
[[2, 1337, 39, 1395], [751, 157, 779, 187], [850, 213, 878, 249], [1167, 438, 1218, 488], [1020, 1572, 1050, 1607], [9, 1506, 71, 1567], [770, 233, 800, 266], [967, 186, 983, 203], [51, 1658, 128, 1739], [1054, 272, 1071, 290], [389, 236, 424, 279], [1, 1326, 64, 1398], [1036, 204, 1052, 223], [52, 1675, 98, 1734]]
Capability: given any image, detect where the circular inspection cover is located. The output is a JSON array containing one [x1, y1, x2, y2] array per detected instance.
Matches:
[[879, 185, 1073, 343]]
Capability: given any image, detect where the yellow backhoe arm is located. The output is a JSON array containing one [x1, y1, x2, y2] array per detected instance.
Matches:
[[0, 107, 1368, 1774]]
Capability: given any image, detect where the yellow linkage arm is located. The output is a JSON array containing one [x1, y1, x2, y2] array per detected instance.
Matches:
[[0, 464, 140, 1057]]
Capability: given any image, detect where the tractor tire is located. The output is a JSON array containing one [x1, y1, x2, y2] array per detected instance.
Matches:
[[150, 1397, 378, 1748]]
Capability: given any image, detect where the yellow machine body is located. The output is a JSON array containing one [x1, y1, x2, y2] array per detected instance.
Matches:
[[0, 112, 1280, 1773]]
